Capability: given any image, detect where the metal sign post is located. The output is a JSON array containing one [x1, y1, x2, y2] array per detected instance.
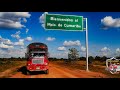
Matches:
[[85, 18, 89, 71]]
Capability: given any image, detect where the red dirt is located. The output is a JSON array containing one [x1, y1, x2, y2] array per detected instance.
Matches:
[[8, 62, 107, 78]]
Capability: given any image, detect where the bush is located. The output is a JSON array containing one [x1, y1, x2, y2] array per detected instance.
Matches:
[[95, 56, 101, 61], [79, 57, 86, 61], [88, 56, 94, 64], [101, 56, 107, 62], [0, 61, 3, 64]]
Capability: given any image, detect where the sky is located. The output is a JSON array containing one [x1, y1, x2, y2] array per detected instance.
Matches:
[[0, 12, 120, 58]]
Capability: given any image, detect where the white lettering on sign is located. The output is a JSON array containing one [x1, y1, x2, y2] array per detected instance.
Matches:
[[64, 24, 81, 28], [75, 19, 78, 22], [58, 23, 62, 27], [47, 23, 56, 27], [50, 17, 73, 22]]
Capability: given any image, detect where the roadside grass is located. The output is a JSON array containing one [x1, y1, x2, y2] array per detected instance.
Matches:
[[1, 60, 120, 78], [0, 61, 26, 78], [0, 61, 26, 72], [51, 60, 120, 78]]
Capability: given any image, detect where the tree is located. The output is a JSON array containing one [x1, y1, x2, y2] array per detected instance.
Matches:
[[101, 56, 107, 62], [116, 56, 120, 59], [68, 48, 79, 62], [79, 57, 86, 61], [88, 56, 94, 64], [95, 56, 101, 61], [60, 58, 64, 61]]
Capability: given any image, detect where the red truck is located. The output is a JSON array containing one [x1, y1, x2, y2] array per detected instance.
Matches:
[[25, 42, 49, 75]]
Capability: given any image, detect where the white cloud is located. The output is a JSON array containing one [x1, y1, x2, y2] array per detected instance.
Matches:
[[57, 46, 66, 51], [8, 49, 26, 58], [46, 37, 56, 41], [39, 12, 48, 28], [26, 28, 29, 34], [63, 40, 81, 46], [0, 12, 31, 29], [23, 18, 27, 23], [0, 49, 9, 58], [39, 13, 45, 23], [0, 20, 25, 29], [49, 51, 68, 59], [0, 42, 13, 49], [64, 51, 68, 55], [99, 47, 111, 56], [81, 46, 86, 52], [14, 39, 24, 46], [0, 48, 7, 54], [100, 47, 110, 52], [13, 36, 32, 46], [102, 53, 108, 56], [39, 12, 48, 23], [16, 31, 21, 34], [0, 12, 31, 19], [11, 31, 21, 39], [25, 37, 32, 41], [101, 16, 120, 28], [19, 39, 24, 42], [0, 37, 27, 57], [41, 24, 45, 29], [0, 48, 26, 58], [116, 48, 120, 53], [20, 46, 24, 49], [3, 39, 13, 45], [0, 36, 13, 45], [0, 35, 2, 41]]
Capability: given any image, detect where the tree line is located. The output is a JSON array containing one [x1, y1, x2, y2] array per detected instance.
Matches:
[[49, 56, 120, 62], [0, 56, 120, 62], [0, 57, 26, 61]]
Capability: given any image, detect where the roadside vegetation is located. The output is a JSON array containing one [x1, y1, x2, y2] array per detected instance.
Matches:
[[49, 56, 120, 78], [1, 56, 120, 78], [0, 57, 26, 72]]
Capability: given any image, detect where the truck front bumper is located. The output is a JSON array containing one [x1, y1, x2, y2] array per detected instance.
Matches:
[[27, 65, 49, 71]]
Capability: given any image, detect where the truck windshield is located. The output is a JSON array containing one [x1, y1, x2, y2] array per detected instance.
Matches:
[[32, 53, 45, 57]]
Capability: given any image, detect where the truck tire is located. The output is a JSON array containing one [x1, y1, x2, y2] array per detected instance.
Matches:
[[45, 69, 49, 74]]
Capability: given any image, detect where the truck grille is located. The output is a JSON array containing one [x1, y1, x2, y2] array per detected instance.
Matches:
[[32, 58, 44, 64]]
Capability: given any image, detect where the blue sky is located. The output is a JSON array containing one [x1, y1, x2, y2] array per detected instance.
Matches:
[[0, 12, 120, 58]]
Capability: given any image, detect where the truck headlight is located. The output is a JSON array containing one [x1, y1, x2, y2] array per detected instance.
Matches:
[[45, 63, 48, 65]]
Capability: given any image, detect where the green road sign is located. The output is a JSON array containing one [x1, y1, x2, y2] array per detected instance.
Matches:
[[45, 14, 83, 31]]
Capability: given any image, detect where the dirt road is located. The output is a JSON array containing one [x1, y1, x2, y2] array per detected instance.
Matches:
[[6, 62, 107, 78]]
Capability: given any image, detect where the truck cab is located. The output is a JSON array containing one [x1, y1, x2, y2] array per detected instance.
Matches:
[[26, 42, 49, 75]]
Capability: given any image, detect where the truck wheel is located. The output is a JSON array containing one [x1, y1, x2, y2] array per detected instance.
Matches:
[[45, 69, 49, 74]]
